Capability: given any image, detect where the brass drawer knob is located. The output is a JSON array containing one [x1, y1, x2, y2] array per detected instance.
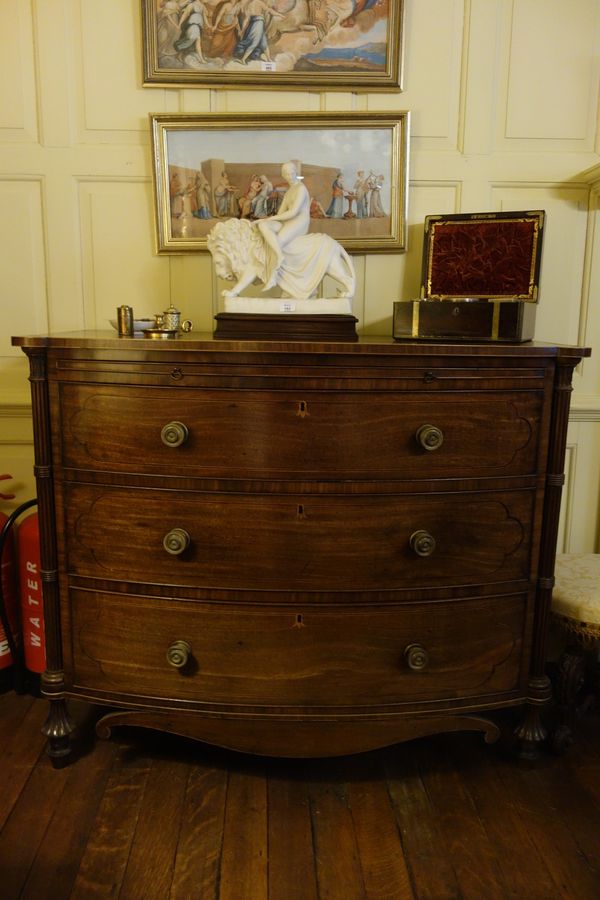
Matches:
[[166, 639, 192, 669], [404, 643, 429, 672], [415, 424, 444, 451], [410, 529, 436, 557], [163, 527, 191, 555], [161, 421, 189, 447]]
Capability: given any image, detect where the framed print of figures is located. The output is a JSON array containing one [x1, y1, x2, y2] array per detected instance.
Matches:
[[142, 1, 404, 90], [150, 111, 410, 254]]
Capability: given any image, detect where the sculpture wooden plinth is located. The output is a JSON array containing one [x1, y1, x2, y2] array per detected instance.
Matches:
[[214, 312, 358, 341]]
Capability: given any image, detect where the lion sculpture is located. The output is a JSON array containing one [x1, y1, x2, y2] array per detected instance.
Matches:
[[207, 217, 355, 302]]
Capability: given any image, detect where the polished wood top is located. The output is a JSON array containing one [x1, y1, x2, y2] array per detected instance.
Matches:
[[11, 329, 592, 360]]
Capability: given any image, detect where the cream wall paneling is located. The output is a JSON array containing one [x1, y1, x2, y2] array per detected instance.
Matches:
[[409, 151, 600, 194], [560, 424, 600, 553], [0, 407, 35, 514], [0, 177, 48, 403], [361, 254, 403, 334], [0, 0, 38, 143], [370, 0, 464, 150], [459, 0, 504, 155], [556, 423, 600, 554], [578, 168, 600, 402], [76, 0, 166, 142], [212, 91, 324, 114], [34, 0, 76, 146], [78, 178, 216, 334], [173, 254, 219, 333], [497, 0, 600, 151], [79, 178, 172, 328], [38, 171, 87, 336], [0, 447, 36, 514], [557, 444, 577, 554]]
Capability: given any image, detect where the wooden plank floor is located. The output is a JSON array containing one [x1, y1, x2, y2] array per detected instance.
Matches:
[[0, 693, 598, 899]]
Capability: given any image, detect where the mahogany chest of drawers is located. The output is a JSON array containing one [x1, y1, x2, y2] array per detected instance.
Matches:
[[12, 332, 589, 763]]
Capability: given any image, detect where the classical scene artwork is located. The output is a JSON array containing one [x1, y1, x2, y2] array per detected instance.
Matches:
[[142, 0, 404, 89], [150, 113, 409, 253]]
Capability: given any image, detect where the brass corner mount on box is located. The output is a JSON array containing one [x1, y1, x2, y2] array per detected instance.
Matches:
[[394, 210, 545, 343]]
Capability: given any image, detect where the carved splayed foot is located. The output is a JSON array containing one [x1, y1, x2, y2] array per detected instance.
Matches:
[[42, 699, 75, 768]]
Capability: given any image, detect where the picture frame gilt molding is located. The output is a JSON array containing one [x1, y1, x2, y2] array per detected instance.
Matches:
[[142, 1, 404, 91], [150, 111, 410, 254]]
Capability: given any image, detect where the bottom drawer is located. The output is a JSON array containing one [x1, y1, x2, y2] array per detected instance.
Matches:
[[67, 590, 528, 708]]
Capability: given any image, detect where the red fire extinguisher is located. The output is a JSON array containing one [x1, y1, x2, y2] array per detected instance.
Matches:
[[0, 476, 40, 693], [0, 475, 18, 691], [17, 511, 46, 675], [0, 520, 18, 690]]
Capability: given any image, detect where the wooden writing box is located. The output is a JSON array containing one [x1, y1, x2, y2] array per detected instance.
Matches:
[[394, 210, 545, 342]]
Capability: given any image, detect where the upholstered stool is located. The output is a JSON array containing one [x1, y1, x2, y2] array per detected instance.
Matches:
[[550, 553, 600, 751]]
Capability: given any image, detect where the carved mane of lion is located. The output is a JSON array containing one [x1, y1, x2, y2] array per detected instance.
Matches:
[[207, 219, 267, 284]]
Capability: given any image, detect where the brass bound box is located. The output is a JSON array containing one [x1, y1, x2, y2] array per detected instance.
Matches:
[[394, 210, 545, 342], [393, 297, 538, 343]]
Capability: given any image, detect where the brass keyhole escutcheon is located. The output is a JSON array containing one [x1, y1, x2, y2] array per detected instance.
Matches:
[[296, 400, 309, 418]]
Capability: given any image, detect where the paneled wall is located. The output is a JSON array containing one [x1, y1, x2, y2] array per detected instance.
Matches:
[[1, 0, 600, 550]]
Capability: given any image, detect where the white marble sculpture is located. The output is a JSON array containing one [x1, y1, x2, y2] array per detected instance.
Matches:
[[207, 161, 355, 314]]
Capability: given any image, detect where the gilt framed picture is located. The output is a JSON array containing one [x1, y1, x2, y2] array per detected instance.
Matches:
[[150, 111, 410, 253], [141, 1, 404, 90]]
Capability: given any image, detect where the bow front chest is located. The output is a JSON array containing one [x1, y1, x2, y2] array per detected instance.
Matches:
[[13, 332, 589, 763]]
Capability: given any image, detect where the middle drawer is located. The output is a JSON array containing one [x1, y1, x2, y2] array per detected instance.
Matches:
[[64, 484, 535, 592]]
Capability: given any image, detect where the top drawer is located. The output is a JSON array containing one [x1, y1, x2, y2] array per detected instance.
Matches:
[[55, 384, 545, 481]]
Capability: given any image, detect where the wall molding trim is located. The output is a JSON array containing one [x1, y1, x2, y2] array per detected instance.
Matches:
[[0, 403, 32, 417], [569, 399, 600, 422]]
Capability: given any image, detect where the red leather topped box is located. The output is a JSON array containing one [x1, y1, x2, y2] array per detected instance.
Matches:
[[394, 210, 545, 342], [421, 210, 544, 301]]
